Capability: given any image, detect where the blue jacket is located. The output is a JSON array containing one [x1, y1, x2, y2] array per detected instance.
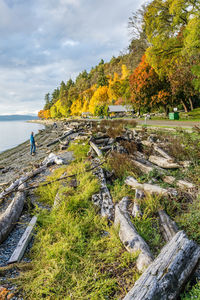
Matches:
[[30, 134, 35, 144]]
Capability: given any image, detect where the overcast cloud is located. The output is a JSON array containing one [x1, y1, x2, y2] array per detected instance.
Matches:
[[0, 0, 145, 115]]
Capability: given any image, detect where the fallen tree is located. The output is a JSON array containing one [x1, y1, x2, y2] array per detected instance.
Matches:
[[115, 197, 153, 272], [123, 231, 200, 300]]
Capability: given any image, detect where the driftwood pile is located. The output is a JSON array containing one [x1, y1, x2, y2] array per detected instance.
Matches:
[[86, 123, 199, 300], [1, 120, 198, 299]]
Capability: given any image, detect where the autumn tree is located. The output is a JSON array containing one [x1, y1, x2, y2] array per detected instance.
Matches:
[[129, 55, 170, 114]]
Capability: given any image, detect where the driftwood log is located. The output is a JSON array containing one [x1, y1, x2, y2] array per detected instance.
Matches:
[[115, 197, 153, 271], [47, 129, 74, 147], [125, 176, 168, 195], [158, 210, 178, 242], [0, 166, 46, 200], [123, 231, 200, 300], [163, 176, 195, 189], [8, 215, 37, 264], [131, 160, 153, 175], [154, 145, 174, 161], [149, 155, 180, 169], [92, 159, 114, 219], [132, 190, 143, 217], [90, 141, 103, 157], [0, 183, 26, 244]]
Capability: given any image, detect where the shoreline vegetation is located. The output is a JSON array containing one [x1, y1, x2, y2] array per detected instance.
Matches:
[[0, 119, 200, 299]]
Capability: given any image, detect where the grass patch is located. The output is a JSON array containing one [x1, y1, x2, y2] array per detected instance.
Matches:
[[181, 282, 200, 299], [18, 160, 140, 299], [68, 140, 90, 161]]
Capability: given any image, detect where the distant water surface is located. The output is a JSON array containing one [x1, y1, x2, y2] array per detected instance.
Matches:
[[0, 120, 44, 153]]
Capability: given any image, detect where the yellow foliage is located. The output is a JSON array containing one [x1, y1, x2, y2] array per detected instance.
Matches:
[[89, 86, 109, 114], [121, 64, 130, 80]]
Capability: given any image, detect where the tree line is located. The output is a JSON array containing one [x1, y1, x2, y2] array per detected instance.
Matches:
[[38, 0, 200, 119]]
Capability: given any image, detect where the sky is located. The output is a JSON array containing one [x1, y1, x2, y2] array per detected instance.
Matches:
[[0, 0, 145, 115]]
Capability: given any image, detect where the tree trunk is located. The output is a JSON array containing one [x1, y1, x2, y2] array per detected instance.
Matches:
[[115, 197, 153, 272], [188, 97, 194, 111], [181, 100, 188, 113], [0, 183, 26, 244], [123, 231, 200, 300]]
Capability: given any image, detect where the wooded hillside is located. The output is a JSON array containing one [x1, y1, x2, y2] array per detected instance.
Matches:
[[38, 0, 200, 118]]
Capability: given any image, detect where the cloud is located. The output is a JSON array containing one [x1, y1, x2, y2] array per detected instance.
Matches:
[[0, 0, 146, 115]]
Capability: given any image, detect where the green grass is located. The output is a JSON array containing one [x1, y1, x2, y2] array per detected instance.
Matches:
[[18, 160, 140, 299], [181, 282, 200, 299]]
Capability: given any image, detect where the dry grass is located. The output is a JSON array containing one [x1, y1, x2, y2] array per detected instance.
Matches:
[[107, 151, 142, 179], [91, 119, 137, 138]]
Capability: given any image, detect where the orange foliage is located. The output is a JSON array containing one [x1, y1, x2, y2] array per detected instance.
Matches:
[[129, 55, 166, 110], [38, 109, 51, 119]]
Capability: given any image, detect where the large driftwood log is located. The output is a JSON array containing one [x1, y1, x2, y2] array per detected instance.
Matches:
[[125, 176, 168, 195], [92, 159, 114, 219], [123, 231, 200, 300], [90, 141, 103, 157], [47, 129, 74, 147], [115, 197, 153, 271], [149, 155, 180, 169], [8, 215, 37, 264], [158, 210, 178, 242], [0, 183, 26, 244], [0, 166, 46, 200]]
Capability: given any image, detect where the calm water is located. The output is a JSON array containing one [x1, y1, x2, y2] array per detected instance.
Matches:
[[0, 121, 44, 153]]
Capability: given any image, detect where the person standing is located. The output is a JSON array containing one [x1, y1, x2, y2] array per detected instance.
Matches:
[[30, 132, 36, 155]]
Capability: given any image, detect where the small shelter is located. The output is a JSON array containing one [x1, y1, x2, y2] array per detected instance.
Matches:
[[107, 105, 134, 117]]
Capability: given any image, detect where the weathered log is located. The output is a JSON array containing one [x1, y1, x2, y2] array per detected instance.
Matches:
[[0, 166, 46, 200], [0, 183, 26, 244], [125, 176, 168, 195], [47, 129, 74, 147], [131, 160, 153, 174], [91, 159, 114, 219], [141, 140, 153, 147], [8, 215, 37, 264], [115, 197, 153, 271], [177, 179, 195, 189], [149, 155, 180, 169], [100, 145, 112, 152], [158, 210, 178, 242], [163, 176, 195, 189], [123, 231, 200, 300], [132, 190, 143, 217], [154, 145, 173, 161], [90, 141, 103, 157], [93, 138, 109, 144]]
